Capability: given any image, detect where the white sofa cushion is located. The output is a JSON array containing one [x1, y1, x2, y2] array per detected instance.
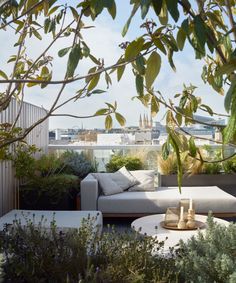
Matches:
[[92, 173, 123, 196], [110, 166, 138, 191], [98, 186, 236, 214], [128, 170, 155, 191]]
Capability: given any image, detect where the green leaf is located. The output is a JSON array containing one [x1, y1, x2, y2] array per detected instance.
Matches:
[[115, 112, 126, 126], [122, 3, 140, 37], [90, 89, 106, 94], [223, 95, 236, 144], [32, 28, 42, 40], [141, 0, 151, 19], [162, 141, 170, 160], [58, 47, 71, 57], [151, 95, 159, 116], [69, 6, 79, 21], [151, 0, 163, 16], [107, 0, 116, 19], [117, 65, 125, 82], [87, 74, 100, 91], [167, 47, 176, 72], [215, 59, 236, 76], [189, 137, 197, 157], [66, 44, 82, 78], [169, 132, 182, 193], [135, 56, 146, 75], [159, 2, 168, 25], [224, 80, 236, 113], [95, 108, 108, 116], [194, 15, 206, 50], [125, 37, 144, 60], [153, 39, 166, 55], [176, 28, 186, 51], [0, 70, 8, 80], [166, 0, 179, 22], [200, 104, 214, 116], [181, 18, 189, 35], [105, 115, 113, 129], [145, 51, 161, 89], [135, 74, 144, 96]]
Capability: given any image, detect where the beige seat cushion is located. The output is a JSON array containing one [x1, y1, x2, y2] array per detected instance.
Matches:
[[98, 186, 236, 214]]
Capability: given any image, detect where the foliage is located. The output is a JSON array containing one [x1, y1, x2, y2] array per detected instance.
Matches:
[[0, 0, 236, 190], [106, 154, 143, 172], [35, 153, 65, 177], [21, 174, 79, 203], [222, 156, 236, 174], [13, 144, 38, 179], [60, 150, 96, 178], [0, 215, 177, 283], [158, 153, 178, 175], [13, 150, 80, 206], [177, 215, 236, 283], [202, 162, 222, 174]]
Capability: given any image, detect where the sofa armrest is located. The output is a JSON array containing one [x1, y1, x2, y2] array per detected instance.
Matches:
[[81, 174, 99, 210]]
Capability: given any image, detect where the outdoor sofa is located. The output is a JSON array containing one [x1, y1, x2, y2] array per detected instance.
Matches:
[[81, 167, 236, 218]]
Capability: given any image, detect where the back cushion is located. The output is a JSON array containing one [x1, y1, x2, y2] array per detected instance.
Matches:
[[128, 170, 155, 191]]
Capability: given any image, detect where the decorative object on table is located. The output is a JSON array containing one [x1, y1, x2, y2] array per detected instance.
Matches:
[[164, 207, 179, 227], [186, 199, 196, 228], [179, 199, 191, 220], [177, 206, 186, 229], [186, 209, 196, 229]]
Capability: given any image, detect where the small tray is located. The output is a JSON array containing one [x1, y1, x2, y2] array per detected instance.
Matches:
[[160, 220, 206, 231]]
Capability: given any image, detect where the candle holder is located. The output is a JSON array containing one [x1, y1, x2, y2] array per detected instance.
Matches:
[[164, 207, 179, 227], [177, 206, 186, 229], [186, 209, 196, 229], [179, 199, 195, 221]]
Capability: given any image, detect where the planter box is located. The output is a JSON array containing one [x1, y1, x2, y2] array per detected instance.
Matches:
[[158, 174, 236, 196], [19, 188, 77, 210]]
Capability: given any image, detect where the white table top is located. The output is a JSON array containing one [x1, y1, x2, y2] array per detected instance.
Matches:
[[131, 214, 229, 250]]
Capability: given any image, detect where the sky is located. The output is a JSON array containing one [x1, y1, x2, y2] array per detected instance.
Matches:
[[0, 1, 226, 130]]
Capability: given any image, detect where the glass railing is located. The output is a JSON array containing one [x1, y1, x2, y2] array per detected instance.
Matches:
[[48, 144, 235, 173]]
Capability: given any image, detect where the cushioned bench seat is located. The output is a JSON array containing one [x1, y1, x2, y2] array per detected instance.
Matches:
[[98, 186, 236, 214]]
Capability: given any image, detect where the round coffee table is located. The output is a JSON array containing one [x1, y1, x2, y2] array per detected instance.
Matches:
[[131, 214, 229, 250]]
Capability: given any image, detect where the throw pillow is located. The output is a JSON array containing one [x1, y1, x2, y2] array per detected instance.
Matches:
[[92, 173, 123, 196], [128, 170, 155, 191], [111, 166, 139, 191]]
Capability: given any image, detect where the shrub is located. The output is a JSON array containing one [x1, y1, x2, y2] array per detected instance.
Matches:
[[202, 162, 222, 174], [21, 174, 79, 203], [106, 155, 143, 172], [158, 153, 178, 175], [61, 150, 96, 178], [222, 157, 236, 174], [176, 215, 236, 283], [0, 216, 177, 283], [35, 153, 65, 176]]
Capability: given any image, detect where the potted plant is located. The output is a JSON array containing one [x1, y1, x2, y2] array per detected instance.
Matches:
[[14, 147, 80, 210], [158, 150, 236, 195]]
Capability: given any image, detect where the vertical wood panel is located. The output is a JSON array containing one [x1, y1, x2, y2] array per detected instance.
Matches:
[[0, 100, 48, 216]]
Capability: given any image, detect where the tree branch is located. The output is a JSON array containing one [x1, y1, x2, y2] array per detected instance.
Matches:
[[0, 48, 155, 85]]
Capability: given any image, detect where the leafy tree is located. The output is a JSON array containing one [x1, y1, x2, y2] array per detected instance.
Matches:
[[0, 0, 236, 189]]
